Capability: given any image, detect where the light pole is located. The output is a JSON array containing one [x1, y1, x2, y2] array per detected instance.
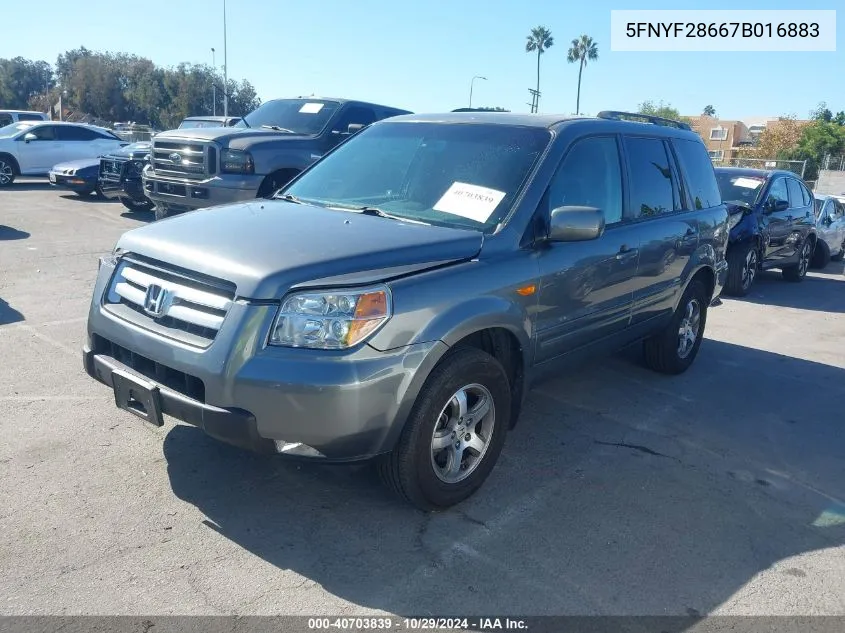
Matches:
[[222, 0, 228, 118], [469, 76, 487, 109], [211, 48, 216, 116]]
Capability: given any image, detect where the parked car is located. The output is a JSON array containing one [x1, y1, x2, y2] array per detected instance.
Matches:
[[48, 158, 102, 197], [99, 142, 153, 212], [810, 193, 845, 268], [84, 110, 728, 510], [0, 110, 48, 127], [178, 116, 241, 129], [715, 167, 818, 296], [142, 97, 411, 220], [0, 121, 127, 187]]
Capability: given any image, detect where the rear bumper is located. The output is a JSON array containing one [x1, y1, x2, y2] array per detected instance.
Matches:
[[142, 172, 263, 211]]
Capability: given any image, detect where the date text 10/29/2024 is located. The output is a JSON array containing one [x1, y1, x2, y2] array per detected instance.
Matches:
[[307, 617, 528, 630]]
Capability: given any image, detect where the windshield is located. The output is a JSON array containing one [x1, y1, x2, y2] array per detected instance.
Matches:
[[716, 172, 766, 206], [0, 122, 36, 138], [281, 121, 552, 232], [233, 99, 340, 135]]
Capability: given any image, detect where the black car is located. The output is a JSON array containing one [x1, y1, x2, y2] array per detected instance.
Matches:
[[48, 158, 102, 197], [715, 167, 817, 296], [98, 142, 152, 211]]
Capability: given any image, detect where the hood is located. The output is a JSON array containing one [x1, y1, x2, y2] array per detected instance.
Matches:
[[108, 141, 151, 160], [50, 158, 100, 172], [115, 201, 483, 299], [153, 126, 311, 149]]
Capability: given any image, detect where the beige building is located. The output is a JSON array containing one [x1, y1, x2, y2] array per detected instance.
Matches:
[[685, 115, 752, 162]]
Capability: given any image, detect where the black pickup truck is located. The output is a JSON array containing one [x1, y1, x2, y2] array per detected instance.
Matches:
[[141, 97, 411, 219], [98, 142, 153, 212]]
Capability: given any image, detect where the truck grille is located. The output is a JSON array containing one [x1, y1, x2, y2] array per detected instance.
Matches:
[[151, 139, 212, 179], [100, 157, 126, 183], [104, 256, 236, 347]]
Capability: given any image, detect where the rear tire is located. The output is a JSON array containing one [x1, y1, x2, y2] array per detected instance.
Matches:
[[782, 239, 813, 282], [724, 241, 758, 297], [811, 241, 831, 269], [643, 280, 708, 375], [0, 156, 17, 187], [378, 348, 511, 511]]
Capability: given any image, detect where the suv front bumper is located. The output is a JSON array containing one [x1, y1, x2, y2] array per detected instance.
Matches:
[[84, 260, 445, 460], [142, 172, 264, 211]]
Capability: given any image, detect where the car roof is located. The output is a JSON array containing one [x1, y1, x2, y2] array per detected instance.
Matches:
[[183, 116, 236, 121], [0, 110, 46, 115], [13, 120, 115, 134], [278, 97, 411, 113], [380, 112, 702, 139], [713, 166, 799, 179]]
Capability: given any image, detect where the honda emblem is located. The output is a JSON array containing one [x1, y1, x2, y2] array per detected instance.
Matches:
[[143, 284, 168, 317]]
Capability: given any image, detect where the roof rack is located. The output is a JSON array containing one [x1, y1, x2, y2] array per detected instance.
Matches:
[[596, 110, 691, 131]]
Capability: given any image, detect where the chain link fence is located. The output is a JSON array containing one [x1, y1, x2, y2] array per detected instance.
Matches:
[[822, 155, 845, 171], [711, 157, 807, 178]]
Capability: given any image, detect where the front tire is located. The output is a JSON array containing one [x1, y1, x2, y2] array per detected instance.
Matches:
[[782, 239, 813, 282], [121, 197, 153, 212], [643, 280, 708, 375], [724, 241, 758, 297], [811, 240, 831, 269], [378, 347, 511, 511]]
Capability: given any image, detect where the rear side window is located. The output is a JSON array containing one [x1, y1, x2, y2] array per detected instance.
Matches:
[[0, 113, 13, 127], [547, 136, 623, 224], [672, 139, 722, 209], [624, 137, 678, 218], [17, 113, 45, 121], [787, 179, 804, 208]]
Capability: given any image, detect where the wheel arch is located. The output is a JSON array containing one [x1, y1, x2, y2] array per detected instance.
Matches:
[[0, 152, 20, 174], [256, 168, 301, 198]]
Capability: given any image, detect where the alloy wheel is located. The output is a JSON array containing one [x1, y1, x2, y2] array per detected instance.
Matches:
[[677, 298, 701, 360], [0, 161, 12, 186], [798, 242, 811, 277], [430, 383, 496, 484], [742, 249, 757, 290]]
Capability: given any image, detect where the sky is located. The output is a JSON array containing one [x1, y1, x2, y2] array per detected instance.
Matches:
[[2, 0, 842, 122]]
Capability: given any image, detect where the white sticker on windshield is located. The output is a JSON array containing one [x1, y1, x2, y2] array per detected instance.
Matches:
[[733, 177, 763, 189], [433, 182, 507, 223], [299, 102, 324, 114]]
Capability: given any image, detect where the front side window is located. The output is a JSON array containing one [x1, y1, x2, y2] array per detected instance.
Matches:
[[28, 125, 56, 141], [547, 136, 623, 224], [765, 178, 789, 207], [625, 137, 677, 218], [282, 122, 551, 232], [234, 99, 341, 135], [331, 106, 377, 134]]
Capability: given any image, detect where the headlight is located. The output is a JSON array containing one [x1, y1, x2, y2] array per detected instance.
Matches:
[[221, 149, 254, 174], [727, 212, 743, 230], [269, 286, 391, 349]]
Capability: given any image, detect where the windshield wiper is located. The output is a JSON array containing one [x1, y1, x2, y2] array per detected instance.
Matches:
[[345, 206, 430, 225], [275, 193, 306, 204], [261, 125, 296, 133]]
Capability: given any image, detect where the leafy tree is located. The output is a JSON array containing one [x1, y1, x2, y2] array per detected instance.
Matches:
[[566, 34, 598, 115], [753, 116, 806, 160], [525, 26, 554, 112], [703, 105, 716, 117], [835, 111, 845, 126], [638, 100, 681, 120], [810, 102, 833, 122], [0, 57, 53, 109]]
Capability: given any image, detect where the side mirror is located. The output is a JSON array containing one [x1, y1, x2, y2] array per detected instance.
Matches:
[[347, 123, 365, 135], [548, 205, 605, 242], [23, 132, 37, 143]]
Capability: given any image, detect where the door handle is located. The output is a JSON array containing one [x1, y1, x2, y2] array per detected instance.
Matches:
[[616, 246, 639, 261]]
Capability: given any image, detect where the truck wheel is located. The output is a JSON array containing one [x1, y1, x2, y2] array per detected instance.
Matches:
[[121, 197, 153, 212], [724, 241, 757, 297], [0, 155, 17, 187], [643, 279, 708, 375], [810, 240, 830, 269], [378, 348, 511, 511], [782, 240, 813, 282]]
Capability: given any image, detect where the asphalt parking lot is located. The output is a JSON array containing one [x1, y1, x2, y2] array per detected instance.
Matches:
[[1, 180, 844, 618]]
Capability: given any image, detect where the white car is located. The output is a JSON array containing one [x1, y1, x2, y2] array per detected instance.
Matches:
[[0, 121, 126, 187]]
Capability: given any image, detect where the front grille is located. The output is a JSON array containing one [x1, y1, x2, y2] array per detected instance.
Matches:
[[104, 255, 236, 346], [92, 334, 206, 402], [100, 158, 126, 183], [151, 139, 211, 179]]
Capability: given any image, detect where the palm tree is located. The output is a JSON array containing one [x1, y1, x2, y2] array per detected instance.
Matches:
[[525, 26, 554, 112], [566, 34, 598, 115], [703, 105, 716, 117]]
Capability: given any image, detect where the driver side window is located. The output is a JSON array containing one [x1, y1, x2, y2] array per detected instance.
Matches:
[[546, 135, 623, 224], [332, 106, 376, 135], [28, 125, 56, 141], [765, 178, 788, 207]]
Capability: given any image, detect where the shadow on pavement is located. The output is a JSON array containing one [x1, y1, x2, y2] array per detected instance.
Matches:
[[736, 266, 845, 313], [0, 298, 24, 325], [119, 209, 154, 222], [164, 338, 845, 618], [7, 181, 52, 191], [59, 193, 116, 203], [0, 226, 30, 241]]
